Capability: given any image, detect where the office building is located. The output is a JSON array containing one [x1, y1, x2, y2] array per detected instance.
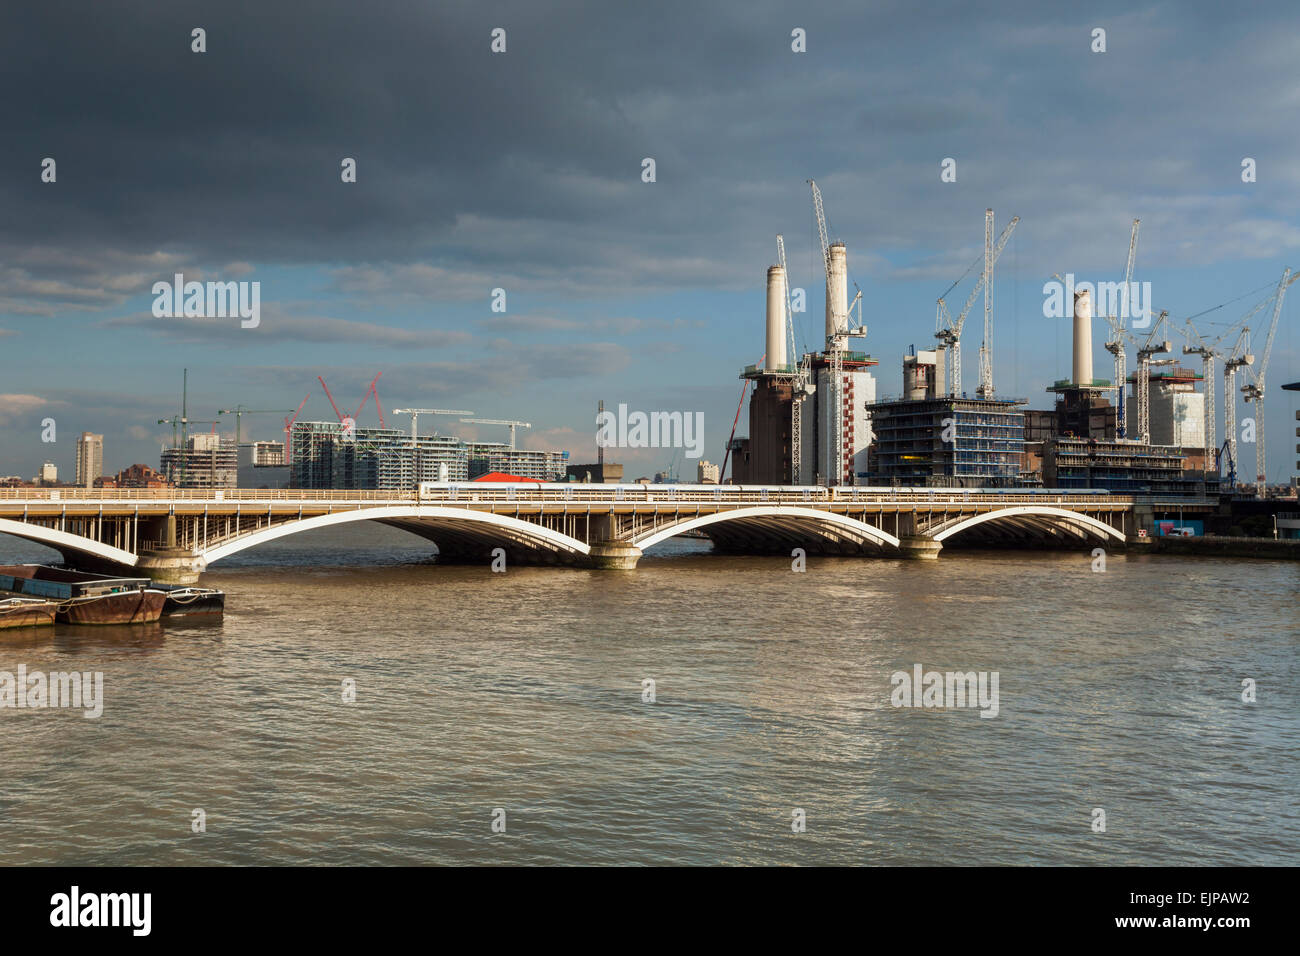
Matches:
[[75, 432, 103, 488]]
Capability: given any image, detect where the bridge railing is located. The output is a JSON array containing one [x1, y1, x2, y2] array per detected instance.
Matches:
[[0, 484, 1202, 508], [0, 488, 414, 502]]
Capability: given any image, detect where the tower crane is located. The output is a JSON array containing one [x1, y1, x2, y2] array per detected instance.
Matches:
[[1217, 271, 1296, 491], [155, 416, 221, 486], [808, 179, 867, 485], [391, 409, 474, 445], [1103, 219, 1140, 438], [977, 209, 995, 398], [935, 210, 1019, 397], [318, 374, 388, 432], [283, 393, 311, 461], [777, 233, 814, 483], [1240, 267, 1297, 495], [1222, 322, 1254, 491], [156, 416, 221, 449], [217, 405, 293, 446], [1180, 320, 1218, 482], [1177, 275, 1287, 487], [1133, 309, 1171, 445], [460, 418, 532, 450]]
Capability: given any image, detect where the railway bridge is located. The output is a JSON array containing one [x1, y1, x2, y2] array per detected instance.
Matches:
[[0, 484, 1211, 583]]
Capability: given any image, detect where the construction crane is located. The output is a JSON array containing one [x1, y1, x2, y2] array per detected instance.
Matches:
[[1217, 438, 1236, 490], [976, 209, 996, 398], [217, 405, 293, 446], [357, 373, 386, 430], [1222, 320, 1254, 492], [1216, 271, 1296, 492], [936, 210, 1019, 397], [1133, 309, 1171, 444], [778, 233, 815, 483], [391, 409, 473, 445], [1180, 320, 1218, 482], [1240, 267, 1297, 495], [1103, 219, 1140, 438], [460, 418, 532, 450], [156, 416, 221, 449], [808, 179, 867, 485], [318, 374, 388, 433], [155, 416, 220, 486], [283, 393, 311, 461]]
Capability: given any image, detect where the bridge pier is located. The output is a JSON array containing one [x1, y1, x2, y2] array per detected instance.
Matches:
[[898, 535, 943, 560], [136, 549, 206, 585], [587, 541, 642, 570]]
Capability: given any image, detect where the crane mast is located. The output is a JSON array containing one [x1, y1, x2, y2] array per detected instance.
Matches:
[[460, 418, 532, 450], [976, 208, 995, 399], [1134, 310, 1171, 445], [1180, 320, 1216, 486], [807, 180, 844, 484], [1241, 267, 1297, 495], [936, 212, 1018, 397], [777, 234, 813, 484], [1105, 219, 1140, 439], [1222, 323, 1253, 491]]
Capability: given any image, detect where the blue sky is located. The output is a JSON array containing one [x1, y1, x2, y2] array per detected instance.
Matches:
[[1, 0, 1298, 480]]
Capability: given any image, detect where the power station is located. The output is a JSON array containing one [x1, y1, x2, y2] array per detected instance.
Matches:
[[730, 191, 1283, 500]]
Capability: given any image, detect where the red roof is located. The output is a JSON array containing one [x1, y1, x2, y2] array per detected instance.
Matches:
[[472, 471, 543, 483]]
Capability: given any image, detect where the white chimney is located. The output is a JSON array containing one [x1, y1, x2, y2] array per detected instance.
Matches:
[[1073, 289, 1093, 385], [825, 242, 848, 341], [766, 265, 788, 370]]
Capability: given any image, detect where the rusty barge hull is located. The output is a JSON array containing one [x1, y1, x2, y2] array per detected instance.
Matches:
[[59, 590, 166, 625], [0, 565, 165, 625], [0, 598, 58, 630]]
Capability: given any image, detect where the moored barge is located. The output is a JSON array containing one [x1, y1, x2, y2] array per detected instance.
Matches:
[[0, 595, 58, 630], [153, 583, 226, 618], [0, 565, 165, 625]]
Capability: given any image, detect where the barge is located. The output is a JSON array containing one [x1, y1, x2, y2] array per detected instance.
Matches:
[[152, 583, 226, 618], [0, 565, 165, 625], [0, 595, 58, 630]]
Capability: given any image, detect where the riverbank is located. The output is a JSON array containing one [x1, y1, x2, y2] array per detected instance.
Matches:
[[1137, 535, 1300, 560]]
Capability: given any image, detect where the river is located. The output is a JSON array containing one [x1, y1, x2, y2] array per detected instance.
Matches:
[[1, 525, 1296, 865]]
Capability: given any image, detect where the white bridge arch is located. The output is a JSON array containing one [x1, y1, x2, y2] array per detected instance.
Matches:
[[0, 517, 140, 567], [929, 506, 1124, 544], [632, 506, 902, 551], [201, 505, 592, 564]]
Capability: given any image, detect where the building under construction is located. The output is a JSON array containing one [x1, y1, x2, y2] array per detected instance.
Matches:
[[467, 443, 568, 481], [160, 433, 238, 489], [290, 421, 567, 488], [738, 194, 879, 486], [866, 349, 1025, 486], [1134, 365, 1205, 448], [1025, 288, 1214, 495]]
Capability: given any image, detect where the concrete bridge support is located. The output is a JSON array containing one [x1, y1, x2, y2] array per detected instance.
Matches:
[[136, 549, 206, 585], [587, 514, 641, 569], [587, 542, 643, 569], [898, 535, 943, 559]]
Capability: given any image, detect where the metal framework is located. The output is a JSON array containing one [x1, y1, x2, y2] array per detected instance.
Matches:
[[936, 211, 1019, 397]]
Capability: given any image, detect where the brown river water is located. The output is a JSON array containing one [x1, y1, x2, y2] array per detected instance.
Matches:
[[1, 524, 1296, 865]]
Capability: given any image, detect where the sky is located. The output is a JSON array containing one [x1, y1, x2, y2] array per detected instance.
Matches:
[[2, 0, 1299, 481]]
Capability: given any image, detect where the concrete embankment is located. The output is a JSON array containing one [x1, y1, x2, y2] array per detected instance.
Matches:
[[1136, 536, 1300, 560]]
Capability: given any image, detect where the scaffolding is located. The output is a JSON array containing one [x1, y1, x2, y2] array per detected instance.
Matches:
[[865, 397, 1026, 485]]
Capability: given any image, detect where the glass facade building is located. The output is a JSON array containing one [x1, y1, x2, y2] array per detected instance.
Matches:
[[865, 397, 1026, 486]]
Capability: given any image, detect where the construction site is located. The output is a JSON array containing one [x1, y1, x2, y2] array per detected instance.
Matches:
[[729, 189, 1297, 516], [154, 372, 568, 491]]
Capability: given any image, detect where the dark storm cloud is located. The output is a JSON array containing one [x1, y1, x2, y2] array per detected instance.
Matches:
[[99, 311, 474, 348], [2, 0, 1299, 309]]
